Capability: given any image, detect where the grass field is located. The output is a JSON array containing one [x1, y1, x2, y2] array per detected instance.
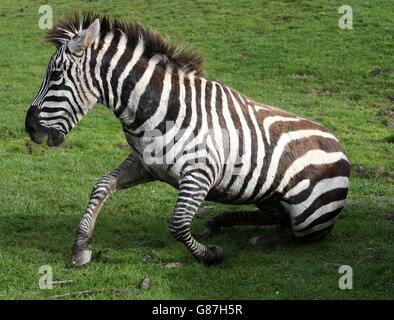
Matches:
[[0, 0, 393, 299]]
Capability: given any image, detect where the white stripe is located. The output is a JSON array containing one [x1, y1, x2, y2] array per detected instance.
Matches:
[[94, 32, 114, 104], [237, 94, 247, 105], [227, 90, 252, 182], [295, 219, 337, 237], [68, 63, 90, 107], [293, 199, 346, 231], [40, 118, 70, 131], [114, 37, 144, 112], [187, 78, 219, 172], [200, 81, 221, 173], [120, 54, 162, 125], [107, 32, 128, 109], [85, 46, 100, 98], [171, 73, 197, 156], [263, 116, 300, 144], [254, 105, 269, 112], [150, 70, 187, 164], [41, 100, 79, 124], [190, 171, 211, 186], [134, 64, 173, 133], [238, 105, 266, 199], [171, 76, 216, 181], [284, 179, 310, 199], [40, 108, 80, 123], [289, 176, 349, 217], [253, 130, 339, 200], [40, 110, 71, 120], [45, 90, 77, 107], [277, 150, 348, 193], [34, 70, 51, 108], [217, 84, 238, 188], [209, 82, 224, 164]]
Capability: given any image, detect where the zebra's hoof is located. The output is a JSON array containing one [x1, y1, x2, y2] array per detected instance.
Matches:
[[202, 245, 224, 265], [200, 219, 221, 238], [71, 249, 92, 268]]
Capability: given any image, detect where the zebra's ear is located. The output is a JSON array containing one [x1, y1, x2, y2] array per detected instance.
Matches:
[[84, 18, 100, 47], [68, 18, 100, 54]]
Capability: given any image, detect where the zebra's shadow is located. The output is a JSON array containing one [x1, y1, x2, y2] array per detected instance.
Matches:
[[0, 210, 274, 257], [0, 200, 345, 267]]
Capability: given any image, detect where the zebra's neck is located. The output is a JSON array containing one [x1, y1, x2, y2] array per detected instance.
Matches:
[[91, 33, 179, 136]]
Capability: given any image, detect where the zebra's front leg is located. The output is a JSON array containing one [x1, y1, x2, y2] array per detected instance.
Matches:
[[71, 154, 153, 267], [170, 173, 224, 265]]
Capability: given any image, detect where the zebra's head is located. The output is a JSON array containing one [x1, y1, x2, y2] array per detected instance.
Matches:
[[26, 18, 100, 146]]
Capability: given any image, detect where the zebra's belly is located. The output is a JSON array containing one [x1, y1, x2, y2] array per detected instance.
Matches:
[[205, 187, 259, 205], [205, 170, 268, 205], [140, 160, 262, 204]]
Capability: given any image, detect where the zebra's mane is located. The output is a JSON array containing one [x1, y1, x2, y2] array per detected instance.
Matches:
[[45, 11, 204, 75]]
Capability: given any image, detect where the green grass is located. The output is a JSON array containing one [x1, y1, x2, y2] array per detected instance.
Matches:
[[0, 0, 393, 299]]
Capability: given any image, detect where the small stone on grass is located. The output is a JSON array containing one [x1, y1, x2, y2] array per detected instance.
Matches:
[[140, 277, 151, 290], [353, 165, 366, 176], [142, 254, 152, 263], [323, 263, 342, 270], [52, 280, 73, 286], [116, 143, 129, 149], [164, 262, 183, 269]]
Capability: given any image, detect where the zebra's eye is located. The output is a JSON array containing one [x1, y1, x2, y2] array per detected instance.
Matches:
[[50, 70, 63, 81]]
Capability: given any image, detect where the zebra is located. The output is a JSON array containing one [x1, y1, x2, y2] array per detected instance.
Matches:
[[25, 12, 350, 267]]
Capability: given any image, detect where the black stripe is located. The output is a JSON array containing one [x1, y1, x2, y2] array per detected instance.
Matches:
[[111, 38, 141, 112], [285, 160, 350, 204], [163, 76, 192, 160], [89, 38, 105, 102], [155, 71, 180, 134], [82, 48, 98, 99], [116, 61, 145, 117], [101, 31, 121, 106], [39, 115, 70, 133], [297, 207, 342, 234], [227, 91, 257, 202], [41, 106, 77, 126], [130, 61, 165, 131], [294, 188, 348, 225], [41, 96, 79, 124], [64, 69, 86, 115], [296, 224, 334, 241]]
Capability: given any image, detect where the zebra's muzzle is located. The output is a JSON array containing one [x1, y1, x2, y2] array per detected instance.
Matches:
[[25, 105, 49, 144], [47, 127, 65, 147]]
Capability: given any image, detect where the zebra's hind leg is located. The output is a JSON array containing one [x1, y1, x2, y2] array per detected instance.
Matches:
[[247, 201, 295, 246], [201, 210, 279, 237], [202, 201, 289, 238], [170, 171, 224, 265], [71, 153, 153, 267]]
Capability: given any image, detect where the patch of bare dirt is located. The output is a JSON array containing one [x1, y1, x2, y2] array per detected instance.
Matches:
[[369, 67, 391, 77], [116, 143, 129, 149]]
